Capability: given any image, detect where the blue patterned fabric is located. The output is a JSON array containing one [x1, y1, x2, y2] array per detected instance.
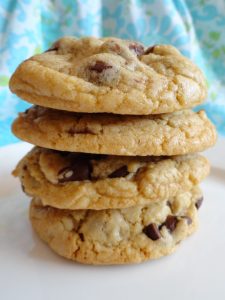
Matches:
[[1, 0, 225, 146]]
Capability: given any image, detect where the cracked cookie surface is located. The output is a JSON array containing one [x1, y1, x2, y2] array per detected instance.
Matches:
[[12, 106, 217, 156], [30, 186, 201, 264], [13, 147, 210, 209], [9, 36, 207, 115]]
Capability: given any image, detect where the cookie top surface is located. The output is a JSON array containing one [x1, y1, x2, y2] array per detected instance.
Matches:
[[12, 106, 217, 156], [30, 186, 200, 264], [9, 36, 207, 115], [13, 147, 209, 209]]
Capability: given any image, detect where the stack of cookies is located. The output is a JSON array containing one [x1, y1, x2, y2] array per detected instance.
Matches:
[[9, 37, 217, 265]]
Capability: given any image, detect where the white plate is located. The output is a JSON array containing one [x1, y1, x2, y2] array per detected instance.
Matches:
[[0, 141, 225, 300]]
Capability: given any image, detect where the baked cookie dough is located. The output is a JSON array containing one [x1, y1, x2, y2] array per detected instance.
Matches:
[[30, 186, 202, 264], [12, 106, 217, 156], [9, 37, 207, 115], [13, 147, 210, 209]]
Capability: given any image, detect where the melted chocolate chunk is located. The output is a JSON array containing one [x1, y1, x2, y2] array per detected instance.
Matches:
[[144, 45, 157, 55], [143, 223, 161, 241], [161, 215, 178, 233], [129, 43, 145, 56], [45, 42, 60, 52], [195, 196, 203, 209], [79, 233, 84, 241], [87, 60, 120, 86], [24, 108, 31, 114], [44, 47, 58, 52], [108, 166, 129, 178], [109, 42, 121, 53], [89, 60, 113, 73], [58, 159, 91, 183]]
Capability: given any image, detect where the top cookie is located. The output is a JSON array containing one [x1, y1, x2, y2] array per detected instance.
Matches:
[[9, 36, 207, 115]]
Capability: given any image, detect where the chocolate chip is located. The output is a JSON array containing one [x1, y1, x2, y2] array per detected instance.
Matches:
[[24, 108, 31, 114], [108, 166, 129, 178], [79, 233, 84, 241], [87, 60, 120, 86], [129, 43, 145, 56], [181, 216, 192, 225], [195, 196, 203, 209], [143, 223, 161, 240], [58, 159, 91, 183], [89, 60, 113, 73], [45, 47, 58, 52], [144, 45, 157, 55], [44, 42, 60, 52], [161, 215, 178, 233], [23, 165, 27, 171], [108, 42, 121, 53]]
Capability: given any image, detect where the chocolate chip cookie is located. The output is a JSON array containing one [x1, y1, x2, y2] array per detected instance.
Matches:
[[9, 35, 217, 265], [9, 37, 207, 115], [30, 186, 201, 264], [12, 106, 217, 156], [13, 147, 209, 209]]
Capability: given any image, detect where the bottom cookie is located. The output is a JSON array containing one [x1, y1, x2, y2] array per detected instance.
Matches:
[[30, 187, 202, 265]]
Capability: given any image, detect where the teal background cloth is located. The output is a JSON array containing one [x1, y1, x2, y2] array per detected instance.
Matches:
[[1, 0, 225, 146]]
